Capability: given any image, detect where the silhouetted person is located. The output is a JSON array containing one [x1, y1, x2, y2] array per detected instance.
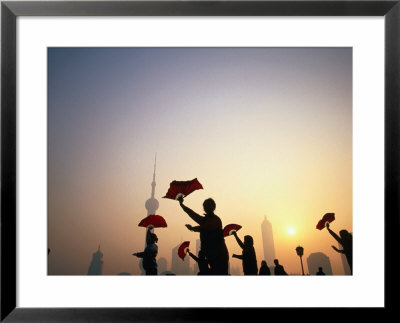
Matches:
[[231, 231, 258, 275], [133, 226, 158, 275], [187, 249, 210, 275], [259, 260, 271, 275], [178, 196, 229, 275], [273, 259, 288, 275], [316, 267, 325, 275], [48, 248, 51, 255], [326, 223, 352, 274]]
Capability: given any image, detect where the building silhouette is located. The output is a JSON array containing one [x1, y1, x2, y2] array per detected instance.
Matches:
[[307, 252, 333, 275], [171, 243, 191, 275], [191, 239, 201, 274], [261, 215, 276, 266], [88, 245, 103, 275], [230, 265, 241, 276], [196, 239, 201, 255], [158, 257, 167, 274], [139, 155, 159, 275]]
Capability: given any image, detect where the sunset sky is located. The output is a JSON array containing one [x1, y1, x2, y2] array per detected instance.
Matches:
[[48, 47, 352, 276]]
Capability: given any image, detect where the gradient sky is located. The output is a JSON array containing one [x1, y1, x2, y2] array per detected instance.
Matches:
[[48, 47, 352, 275]]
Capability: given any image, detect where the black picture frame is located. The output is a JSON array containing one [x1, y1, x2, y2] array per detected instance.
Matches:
[[1, 1, 399, 321]]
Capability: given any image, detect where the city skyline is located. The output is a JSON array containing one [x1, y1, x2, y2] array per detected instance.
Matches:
[[79, 210, 344, 275], [48, 47, 352, 275]]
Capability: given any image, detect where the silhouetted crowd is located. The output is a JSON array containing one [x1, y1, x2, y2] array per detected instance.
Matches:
[[133, 197, 352, 276]]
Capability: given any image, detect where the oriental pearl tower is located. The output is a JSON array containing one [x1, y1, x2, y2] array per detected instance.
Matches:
[[145, 155, 159, 216], [138, 155, 159, 274]]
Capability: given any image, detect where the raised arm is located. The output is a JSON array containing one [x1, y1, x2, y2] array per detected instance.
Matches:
[[232, 231, 245, 249], [326, 223, 342, 244], [146, 227, 152, 241], [332, 245, 345, 254], [133, 251, 144, 258], [178, 197, 203, 225], [187, 250, 199, 263], [185, 224, 202, 233]]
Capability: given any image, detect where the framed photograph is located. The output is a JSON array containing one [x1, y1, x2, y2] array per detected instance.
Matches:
[[1, 0, 399, 321]]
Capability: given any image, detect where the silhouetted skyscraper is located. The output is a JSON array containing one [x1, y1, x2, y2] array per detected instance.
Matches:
[[196, 239, 201, 255], [307, 252, 333, 275], [158, 257, 167, 274], [261, 215, 276, 266], [88, 245, 103, 275], [139, 155, 159, 275], [171, 243, 191, 275]]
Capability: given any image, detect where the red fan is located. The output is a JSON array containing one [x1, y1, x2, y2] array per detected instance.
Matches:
[[316, 213, 335, 230], [138, 214, 167, 228], [223, 224, 242, 237], [163, 178, 203, 200], [178, 241, 190, 260]]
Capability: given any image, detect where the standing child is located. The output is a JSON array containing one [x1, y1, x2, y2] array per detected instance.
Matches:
[[187, 249, 210, 275]]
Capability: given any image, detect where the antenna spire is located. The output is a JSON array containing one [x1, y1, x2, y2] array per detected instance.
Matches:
[[153, 153, 157, 181]]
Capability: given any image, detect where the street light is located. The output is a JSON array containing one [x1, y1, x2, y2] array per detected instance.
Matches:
[[295, 246, 305, 276]]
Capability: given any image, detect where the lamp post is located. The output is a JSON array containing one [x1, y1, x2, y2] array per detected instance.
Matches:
[[295, 246, 305, 276]]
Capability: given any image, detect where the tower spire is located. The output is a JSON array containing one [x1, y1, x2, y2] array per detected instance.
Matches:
[[152, 153, 157, 184], [150, 154, 157, 199]]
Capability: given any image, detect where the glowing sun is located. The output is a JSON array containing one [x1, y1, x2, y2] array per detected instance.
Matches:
[[287, 227, 295, 235]]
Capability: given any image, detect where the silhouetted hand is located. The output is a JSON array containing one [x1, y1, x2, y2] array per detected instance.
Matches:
[[185, 224, 193, 231], [186, 248, 190, 254], [326, 223, 330, 229], [147, 224, 154, 230], [177, 195, 184, 204], [232, 231, 237, 237]]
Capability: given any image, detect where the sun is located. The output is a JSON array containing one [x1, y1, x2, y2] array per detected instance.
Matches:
[[287, 227, 295, 235]]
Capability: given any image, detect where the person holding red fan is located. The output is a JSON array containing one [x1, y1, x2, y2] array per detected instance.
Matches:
[[178, 196, 229, 275]]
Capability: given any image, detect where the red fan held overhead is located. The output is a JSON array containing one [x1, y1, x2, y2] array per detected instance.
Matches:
[[163, 178, 203, 200], [178, 241, 190, 260], [138, 214, 167, 228], [316, 213, 335, 230], [223, 224, 242, 237]]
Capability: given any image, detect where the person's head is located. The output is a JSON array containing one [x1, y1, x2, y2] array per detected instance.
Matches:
[[203, 198, 216, 214], [147, 233, 158, 244], [261, 260, 267, 267], [244, 235, 254, 247], [339, 230, 351, 240], [274, 259, 279, 265], [318, 267, 323, 271]]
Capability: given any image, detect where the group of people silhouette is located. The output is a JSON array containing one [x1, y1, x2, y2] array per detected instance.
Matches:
[[133, 197, 352, 276]]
